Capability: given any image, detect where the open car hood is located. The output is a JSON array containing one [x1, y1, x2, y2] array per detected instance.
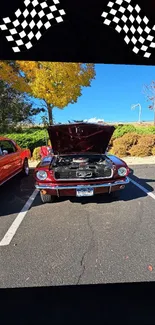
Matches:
[[47, 123, 115, 155]]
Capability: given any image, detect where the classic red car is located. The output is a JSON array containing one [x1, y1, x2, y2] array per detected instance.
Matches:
[[40, 146, 53, 159], [0, 136, 31, 186], [34, 123, 130, 203]]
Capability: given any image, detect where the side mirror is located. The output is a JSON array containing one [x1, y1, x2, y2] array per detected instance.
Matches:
[[3, 150, 8, 155]]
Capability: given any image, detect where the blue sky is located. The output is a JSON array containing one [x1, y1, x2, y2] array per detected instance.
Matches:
[[33, 64, 155, 124]]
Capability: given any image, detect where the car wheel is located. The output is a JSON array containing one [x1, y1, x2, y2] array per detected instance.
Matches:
[[40, 191, 55, 203], [22, 158, 29, 176]]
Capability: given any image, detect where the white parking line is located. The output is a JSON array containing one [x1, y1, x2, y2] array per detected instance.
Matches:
[[129, 178, 155, 200], [0, 178, 154, 246], [0, 189, 39, 247]]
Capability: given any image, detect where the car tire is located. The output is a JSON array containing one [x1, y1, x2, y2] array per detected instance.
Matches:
[[22, 158, 29, 176], [40, 192, 55, 204]]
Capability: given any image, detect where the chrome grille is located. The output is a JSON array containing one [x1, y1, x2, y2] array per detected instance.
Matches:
[[54, 167, 112, 180]]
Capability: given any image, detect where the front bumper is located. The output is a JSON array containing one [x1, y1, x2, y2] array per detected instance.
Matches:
[[35, 177, 130, 195]]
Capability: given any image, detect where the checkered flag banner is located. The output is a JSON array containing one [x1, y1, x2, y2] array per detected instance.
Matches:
[[101, 0, 155, 58], [0, 0, 66, 52]]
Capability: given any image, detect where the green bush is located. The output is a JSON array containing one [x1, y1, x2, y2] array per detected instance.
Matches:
[[113, 124, 136, 139], [112, 125, 155, 139], [135, 126, 155, 135], [32, 147, 41, 161], [1, 129, 49, 153], [2, 124, 155, 157]]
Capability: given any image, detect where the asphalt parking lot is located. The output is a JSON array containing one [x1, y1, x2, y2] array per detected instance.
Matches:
[[0, 164, 155, 288]]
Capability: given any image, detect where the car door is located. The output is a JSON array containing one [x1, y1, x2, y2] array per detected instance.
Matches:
[[0, 145, 15, 184], [0, 148, 8, 184], [0, 140, 22, 181]]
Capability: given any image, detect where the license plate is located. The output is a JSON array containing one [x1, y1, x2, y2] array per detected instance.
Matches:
[[76, 187, 94, 197]]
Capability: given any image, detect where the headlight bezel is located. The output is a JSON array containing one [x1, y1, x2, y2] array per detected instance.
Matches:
[[36, 170, 48, 181], [118, 167, 127, 177]]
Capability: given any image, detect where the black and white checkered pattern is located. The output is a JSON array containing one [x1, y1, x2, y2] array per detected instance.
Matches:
[[101, 0, 155, 58], [0, 0, 66, 52]]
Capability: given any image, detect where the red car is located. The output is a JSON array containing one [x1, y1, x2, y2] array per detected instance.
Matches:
[[0, 136, 31, 186], [40, 146, 53, 159], [34, 123, 130, 203]]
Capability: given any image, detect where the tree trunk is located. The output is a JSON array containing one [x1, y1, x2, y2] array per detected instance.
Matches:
[[47, 103, 53, 125]]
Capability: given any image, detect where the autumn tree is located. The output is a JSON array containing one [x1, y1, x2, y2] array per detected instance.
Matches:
[[0, 61, 30, 93], [0, 80, 43, 132], [0, 61, 96, 125], [143, 82, 155, 126]]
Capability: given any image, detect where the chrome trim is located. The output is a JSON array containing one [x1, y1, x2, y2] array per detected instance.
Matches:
[[76, 170, 93, 178], [35, 177, 130, 190], [53, 167, 114, 181], [0, 169, 22, 186]]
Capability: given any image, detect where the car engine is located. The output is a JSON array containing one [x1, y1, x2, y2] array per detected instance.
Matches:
[[51, 155, 113, 180]]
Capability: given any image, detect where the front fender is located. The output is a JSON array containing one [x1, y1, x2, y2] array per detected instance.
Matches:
[[107, 154, 128, 168], [20, 149, 31, 160]]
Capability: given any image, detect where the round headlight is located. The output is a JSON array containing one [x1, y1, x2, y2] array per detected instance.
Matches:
[[36, 170, 47, 180], [118, 167, 127, 177]]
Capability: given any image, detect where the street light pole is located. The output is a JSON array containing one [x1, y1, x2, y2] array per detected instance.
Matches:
[[131, 103, 142, 124]]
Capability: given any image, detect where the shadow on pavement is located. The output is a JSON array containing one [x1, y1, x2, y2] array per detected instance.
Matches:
[[0, 168, 35, 218], [0, 282, 155, 324], [129, 167, 155, 187], [0, 167, 155, 216]]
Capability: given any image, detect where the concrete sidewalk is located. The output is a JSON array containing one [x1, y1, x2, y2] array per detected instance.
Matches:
[[122, 156, 155, 165]]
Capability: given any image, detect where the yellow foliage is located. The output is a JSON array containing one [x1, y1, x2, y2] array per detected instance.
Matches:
[[0, 61, 31, 93], [16, 61, 96, 107], [0, 60, 95, 123]]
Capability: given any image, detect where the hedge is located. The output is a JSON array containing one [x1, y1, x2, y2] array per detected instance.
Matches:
[[113, 124, 137, 138], [137, 134, 155, 147], [1, 124, 155, 157], [111, 132, 155, 157], [129, 145, 152, 157], [110, 144, 127, 157], [152, 147, 155, 155], [113, 125, 155, 138], [110, 133, 139, 157], [1, 129, 49, 153]]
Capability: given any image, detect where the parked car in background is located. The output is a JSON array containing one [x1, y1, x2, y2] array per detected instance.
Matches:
[[0, 137, 31, 186], [34, 122, 130, 203], [40, 146, 53, 159]]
